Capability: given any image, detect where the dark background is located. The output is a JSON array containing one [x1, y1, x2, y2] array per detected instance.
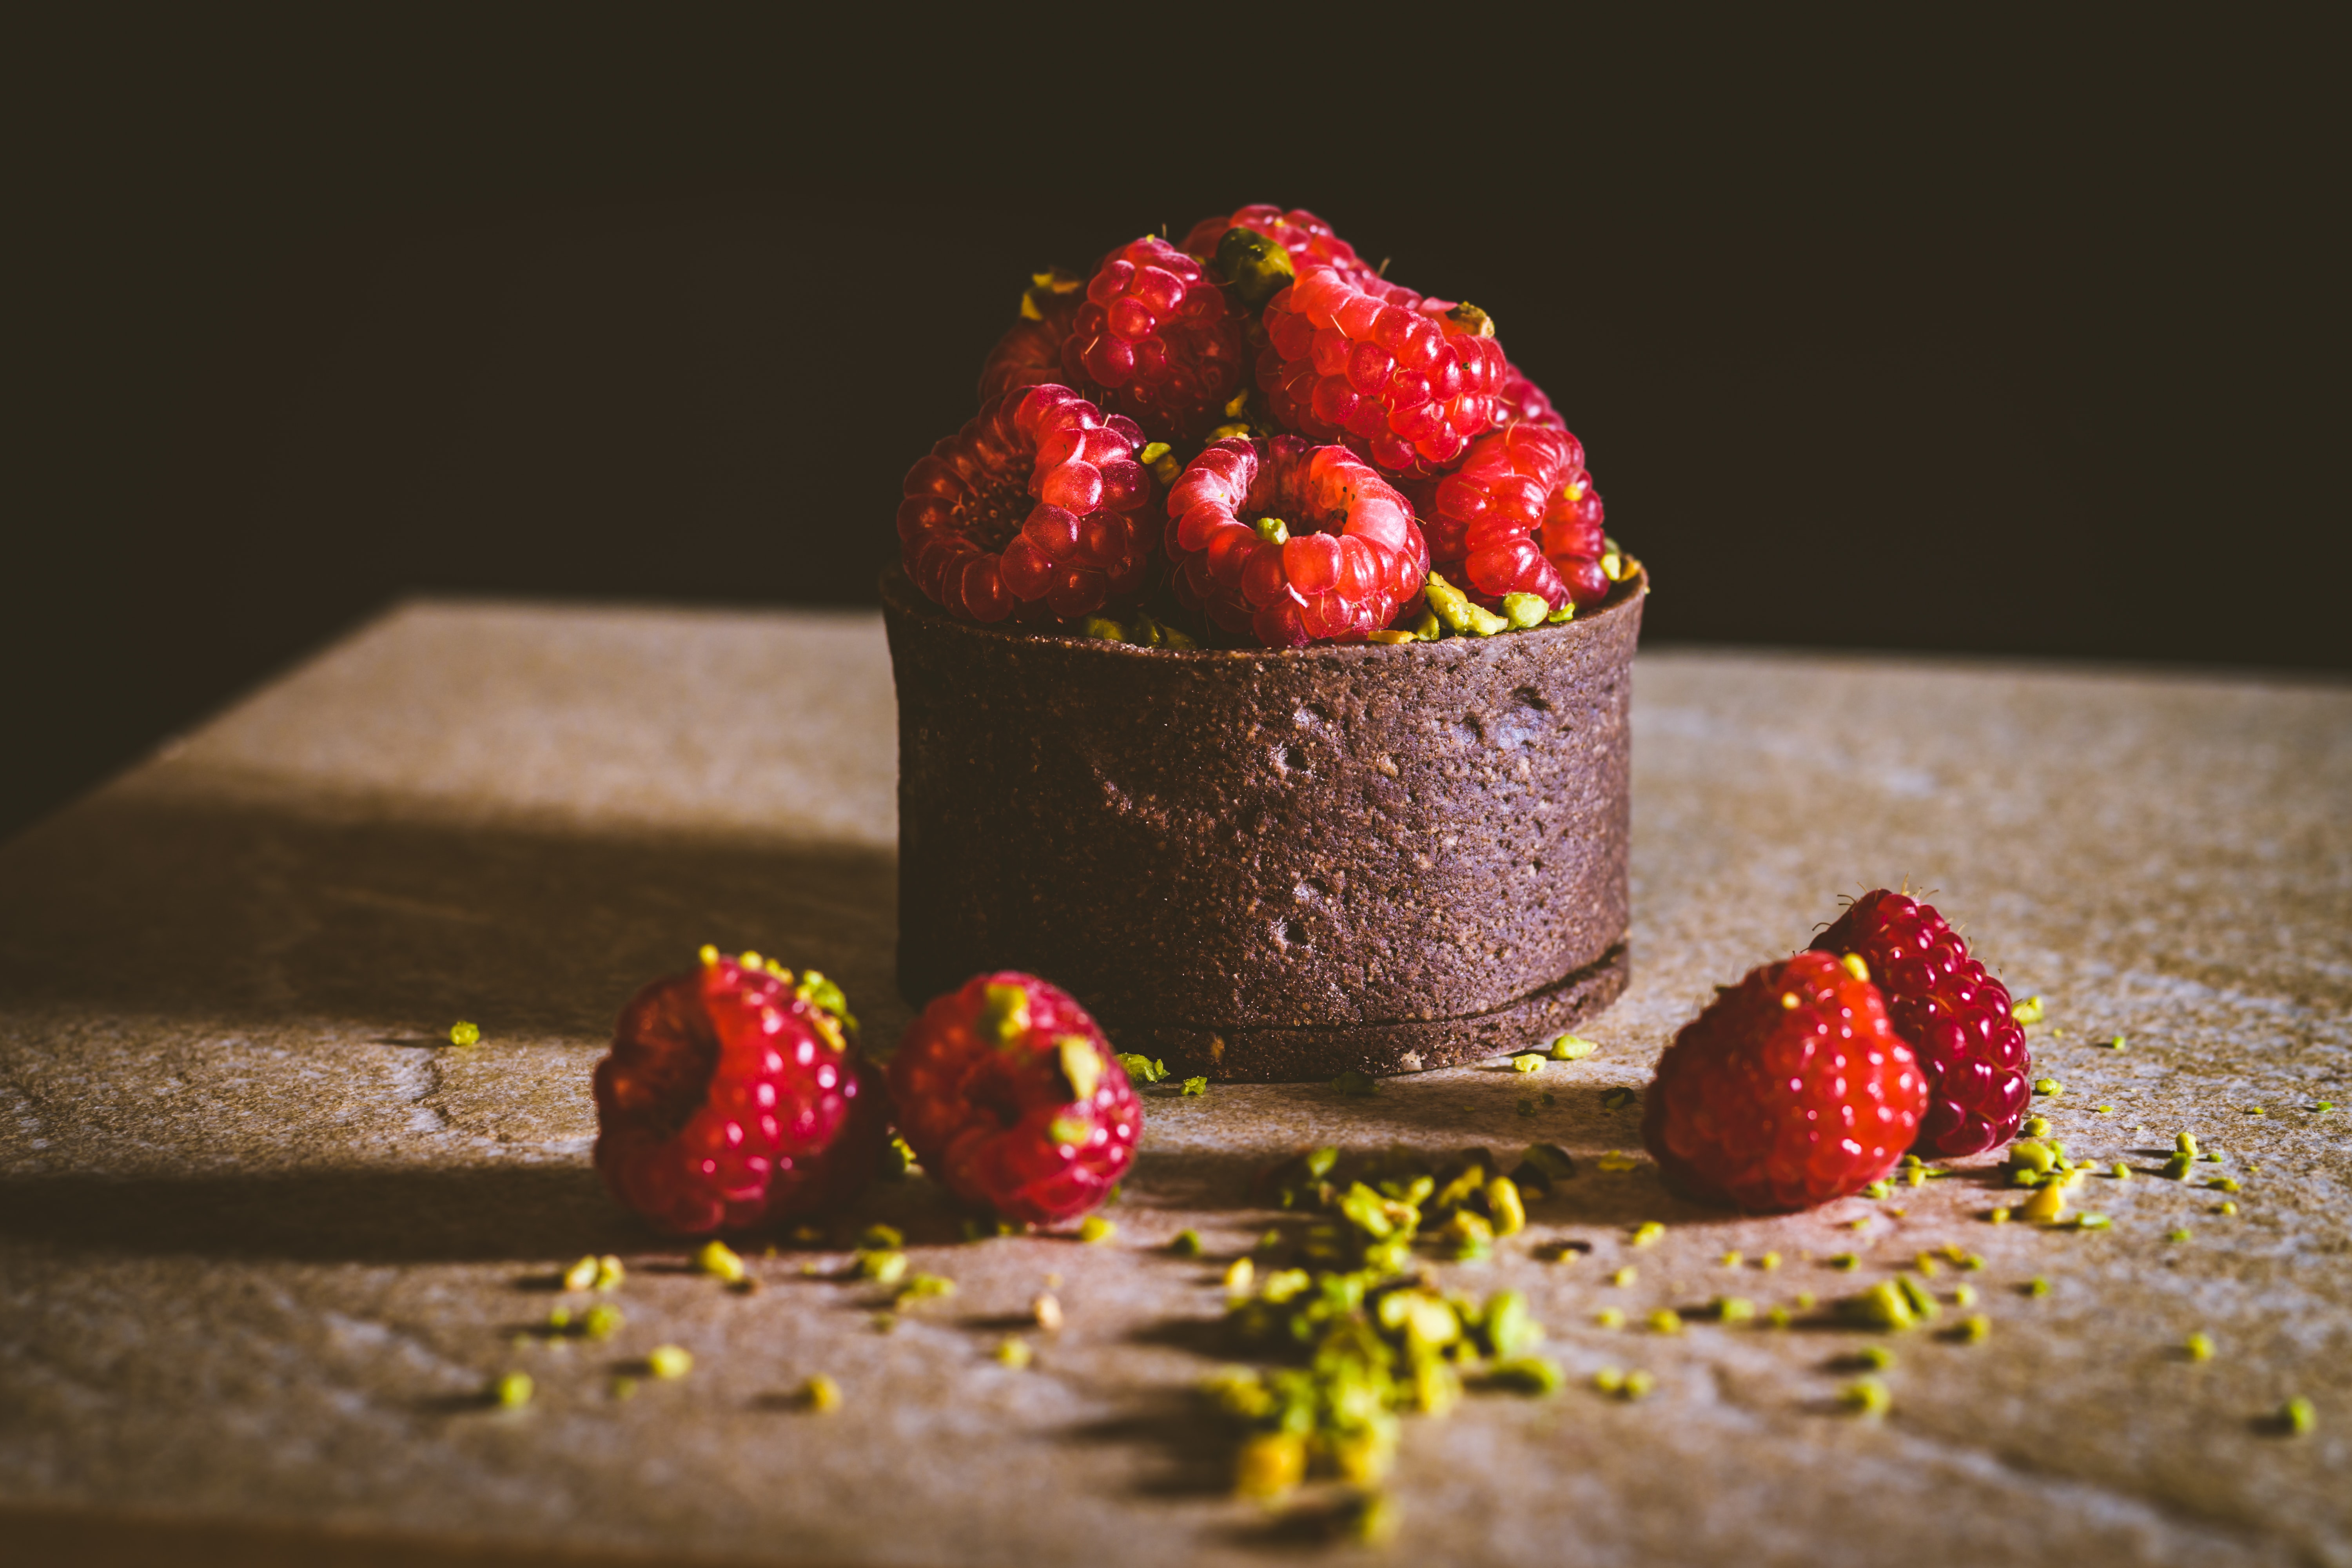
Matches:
[[12, 11, 2345, 843]]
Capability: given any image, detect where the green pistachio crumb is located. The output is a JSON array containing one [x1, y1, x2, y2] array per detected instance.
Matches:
[[1720, 1250, 1744, 1267], [1116, 1053, 1169, 1084], [2281, 1396, 2314, 1435], [1859, 1345, 1895, 1370], [1501, 592, 1549, 629], [1849, 1217, 1873, 1230], [1953, 1285, 1978, 1308], [2317, 1102, 2335, 1113], [1953, 1314, 1991, 1344], [647, 1345, 693, 1380], [857, 1249, 909, 1285], [1549, 1034, 1598, 1061], [1717, 1296, 1756, 1323], [2022, 1116, 2051, 1138], [1862, 1180, 1892, 1200], [803, 1372, 842, 1410], [1610, 1267, 1637, 1287], [896, 1273, 956, 1302], [2185, 1332, 2214, 1361], [1795, 1292, 1817, 1310], [1913, 1252, 1941, 1277], [1510, 1053, 1545, 1073], [1485, 1176, 1527, 1237], [2073, 1213, 2111, 1230], [2218, 1200, 2238, 1215], [449, 1020, 481, 1047], [2034, 1078, 2063, 1096], [1170, 1229, 1202, 1258], [491, 1371, 532, 1408], [994, 1338, 1034, 1369], [1766, 1307, 1792, 1328], [1182, 1075, 1208, 1096], [1648, 1308, 1684, 1335], [1759, 1251, 1783, 1270], [562, 1255, 599, 1292], [1601, 1087, 1641, 1112], [1989, 1207, 2011, 1224], [1487, 1356, 1565, 1395], [1630, 1221, 1665, 1247], [609, 1377, 637, 1401], [2011, 996, 2045, 1025], [1843, 1376, 1892, 1417], [2026, 1277, 2051, 1297], [2111, 1162, 2132, 1181], [1079, 1216, 1118, 1244], [1592, 1366, 1625, 1394], [592, 1255, 625, 1290], [2207, 1176, 2241, 1192], [2168, 1227, 2192, 1243], [696, 1240, 747, 1283], [1829, 1253, 1860, 1271], [1621, 1370, 1655, 1400], [1595, 1308, 1626, 1329], [1223, 1258, 1255, 1296]]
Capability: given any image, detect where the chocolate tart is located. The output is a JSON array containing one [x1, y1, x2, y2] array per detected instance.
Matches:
[[882, 565, 1644, 1082]]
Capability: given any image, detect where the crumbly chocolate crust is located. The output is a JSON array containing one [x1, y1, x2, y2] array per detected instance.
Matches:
[[882, 566, 1644, 1080]]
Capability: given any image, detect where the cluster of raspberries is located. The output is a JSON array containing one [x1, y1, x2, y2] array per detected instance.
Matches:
[[594, 955, 1139, 1235], [1642, 889, 2034, 1210], [901, 204, 1628, 647]]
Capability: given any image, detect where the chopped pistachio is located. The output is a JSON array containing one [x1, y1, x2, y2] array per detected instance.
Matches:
[[1595, 1308, 1626, 1330], [1592, 1366, 1625, 1394], [610, 1376, 638, 1401], [1510, 1053, 1546, 1074], [1548, 1034, 1598, 1061], [870, 1311, 898, 1334], [1795, 1292, 1817, 1309], [2281, 1396, 2315, 1436], [1759, 1251, 1783, 1270], [696, 1240, 747, 1284], [490, 1370, 533, 1408], [1843, 1280, 1920, 1332], [563, 1255, 600, 1292], [1485, 1176, 1527, 1237], [1630, 1221, 1665, 1248], [1843, 1376, 1892, 1417], [1849, 1218, 1872, 1231], [1829, 1253, 1860, 1270], [1182, 1076, 1208, 1096], [2011, 996, 2045, 1025], [1601, 1087, 1641, 1112], [2185, 1332, 2214, 1361], [1079, 1216, 1118, 1244], [1989, 1207, 2011, 1224], [1621, 1370, 1655, 1400], [2207, 1176, 2241, 1193], [2168, 1227, 2192, 1243], [2034, 1078, 2063, 1096], [1862, 1180, 1892, 1200], [2022, 1116, 2051, 1138], [1907, 1167, 1927, 1187], [581, 1304, 624, 1341], [1224, 1258, 1256, 1297], [802, 1373, 842, 1411], [897, 1272, 956, 1302], [1858, 1345, 1896, 1370], [449, 1020, 482, 1047], [1952, 1314, 1991, 1344], [1488, 1356, 1565, 1395], [2109, 1034, 2127, 1050], [1501, 592, 1549, 629], [1716, 1296, 1756, 1324], [1116, 1053, 1169, 1085], [1952, 1285, 1978, 1309], [2073, 1213, 2111, 1231], [1913, 1252, 1941, 1277], [1648, 1308, 1684, 1336], [857, 1249, 909, 1286], [1169, 1229, 1202, 1258], [2163, 1152, 2196, 1180], [1766, 1307, 1792, 1328], [2219, 1200, 2238, 1215], [1595, 1151, 1639, 1172], [1610, 1267, 1637, 1287], [994, 1338, 1034, 1370], [2020, 1185, 2067, 1225], [2025, 1277, 2051, 1297], [646, 1345, 693, 1380], [1236, 1431, 1308, 1499]]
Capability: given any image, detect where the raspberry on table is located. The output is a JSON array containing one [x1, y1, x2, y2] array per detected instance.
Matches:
[[1811, 889, 2033, 1157], [978, 267, 1085, 403], [887, 973, 1142, 1226], [1060, 236, 1248, 447], [1641, 951, 1927, 1211], [593, 951, 882, 1236], [1415, 423, 1610, 614], [898, 383, 1155, 623], [1180, 203, 1382, 290], [1255, 268, 1511, 481], [1164, 435, 1430, 646]]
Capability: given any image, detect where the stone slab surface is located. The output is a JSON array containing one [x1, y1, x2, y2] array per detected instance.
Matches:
[[1, 601, 2347, 1568]]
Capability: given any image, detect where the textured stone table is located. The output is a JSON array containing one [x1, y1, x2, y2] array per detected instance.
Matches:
[[2, 603, 2347, 1568]]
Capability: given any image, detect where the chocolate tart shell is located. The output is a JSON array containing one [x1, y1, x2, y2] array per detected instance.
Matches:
[[882, 565, 1644, 1082]]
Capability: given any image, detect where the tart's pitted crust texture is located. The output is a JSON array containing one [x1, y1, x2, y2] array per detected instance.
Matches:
[[882, 566, 1643, 1081]]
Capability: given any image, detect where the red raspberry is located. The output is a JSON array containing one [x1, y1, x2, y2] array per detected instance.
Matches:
[[977, 267, 1084, 403], [898, 383, 1155, 622], [1164, 436, 1429, 646], [1642, 951, 1927, 1211], [1417, 423, 1611, 612], [1061, 236, 1247, 446], [1811, 890, 2033, 1157], [1179, 203, 1381, 289], [887, 973, 1141, 1226], [1496, 359, 1565, 430], [1256, 269, 1509, 481], [593, 951, 878, 1236]]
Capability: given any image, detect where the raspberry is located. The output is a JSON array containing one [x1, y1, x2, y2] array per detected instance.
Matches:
[[977, 268, 1084, 403], [1180, 203, 1381, 289], [593, 952, 879, 1236], [898, 383, 1155, 622], [1256, 269, 1509, 481], [1811, 890, 2033, 1157], [1164, 436, 1429, 646], [1060, 236, 1248, 446], [1641, 951, 1927, 1211], [887, 973, 1141, 1226], [1417, 423, 1611, 612], [1496, 359, 1565, 430]]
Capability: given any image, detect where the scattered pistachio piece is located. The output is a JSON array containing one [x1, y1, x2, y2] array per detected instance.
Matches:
[[1610, 1267, 1637, 1287], [2026, 1278, 2052, 1297], [897, 1273, 956, 1302], [1548, 1034, 1599, 1061], [1717, 1296, 1756, 1324], [1630, 1221, 1665, 1247], [2281, 1396, 2315, 1436], [1829, 1253, 1860, 1270], [2168, 1227, 2192, 1243], [995, 1338, 1035, 1370], [1079, 1216, 1118, 1245], [1859, 1345, 1896, 1370], [490, 1371, 532, 1408], [1989, 1207, 2011, 1224], [2185, 1332, 2214, 1361], [1952, 1314, 1991, 1344], [2022, 1116, 2051, 1138], [1595, 1308, 1626, 1329], [1648, 1308, 1684, 1336], [2011, 996, 2045, 1025], [1224, 1258, 1255, 1297], [1170, 1229, 1202, 1258], [1510, 1053, 1546, 1074], [1843, 1376, 1892, 1418], [2034, 1078, 2063, 1096], [563, 1255, 600, 1292], [1182, 1075, 1208, 1096], [696, 1240, 747, 1284], [1759, 1251, 1783, 1270], [581, 1304, 624, 1341], [647, 1345, 693, 1380], [449, 1020, 481, 1047], [802, 1373, 842, 1411]]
